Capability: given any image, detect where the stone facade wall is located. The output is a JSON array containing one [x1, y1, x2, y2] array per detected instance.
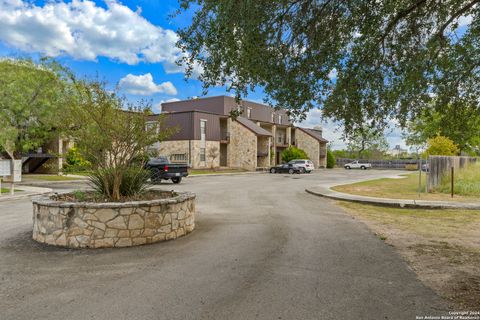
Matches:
[[295, 130, 320, 168], [227, 119, 257, 170], [157, 140, 220, 169], [319, 144, 327, 168], [32, 192, 196, 249], [257, 136, 270, 168], [34, 138, 74, 174], [192, 140, 220, 169]]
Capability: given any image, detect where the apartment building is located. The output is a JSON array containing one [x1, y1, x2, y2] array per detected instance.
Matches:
[[152, 96, 328, 170]]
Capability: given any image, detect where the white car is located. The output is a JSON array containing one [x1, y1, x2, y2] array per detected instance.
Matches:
[[344, 160, 372, 170], [288, 159, 314, 173]]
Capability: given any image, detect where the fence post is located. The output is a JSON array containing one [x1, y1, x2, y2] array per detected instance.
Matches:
[[418, 157, 422, 196], [451, 166, 454, 198]]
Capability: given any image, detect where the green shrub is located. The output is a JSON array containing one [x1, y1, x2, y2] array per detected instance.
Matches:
[[88, 166, 151, 200], [438, 162, 480, 196], [426, 135, 459, 156], [326, 150, 335, 168], [281, 146, 309, 163], [64, 147, 91, 172]]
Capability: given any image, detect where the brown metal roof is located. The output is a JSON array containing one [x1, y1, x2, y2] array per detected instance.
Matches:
[[236, 117, 272, 137], [297, 127, 329, 143]]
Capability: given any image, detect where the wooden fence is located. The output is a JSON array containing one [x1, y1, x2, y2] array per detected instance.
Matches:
[[427, 156, 477, 191], [336, 158, 420, 169]]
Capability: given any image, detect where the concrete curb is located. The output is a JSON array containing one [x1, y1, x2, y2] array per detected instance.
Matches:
[[0, 186, 53, 202], [305, 186, 480, 210], [188, 171, 266, 178]]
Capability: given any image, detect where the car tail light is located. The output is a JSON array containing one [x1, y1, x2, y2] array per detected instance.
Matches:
[[164, 165, 169, 172]]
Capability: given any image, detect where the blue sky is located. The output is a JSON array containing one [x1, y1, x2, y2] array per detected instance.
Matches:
[[0, 0, 408, 149]]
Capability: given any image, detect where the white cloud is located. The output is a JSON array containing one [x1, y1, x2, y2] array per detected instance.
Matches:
[[154, 98, 181, 112], [457, 15, 473, 27], [0, 0, 202, 76], [118, 73, 177, 96]]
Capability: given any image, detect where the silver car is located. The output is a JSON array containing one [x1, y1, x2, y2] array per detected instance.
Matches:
[[288, 159, 314, 173]]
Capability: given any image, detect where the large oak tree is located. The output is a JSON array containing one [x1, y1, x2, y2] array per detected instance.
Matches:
[[177, 0, 480, 134]]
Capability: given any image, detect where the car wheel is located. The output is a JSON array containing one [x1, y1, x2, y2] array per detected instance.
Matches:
[[345, 166, 351, 170], [171, 177, 182, 184], [288, 168, 294, 174], [270, 168, 276, 174], [300, 167, 306, 174], [360, 166, 366, 170]]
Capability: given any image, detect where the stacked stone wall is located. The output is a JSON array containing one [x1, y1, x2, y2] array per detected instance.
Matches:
[[296, 130, 320, 168], [32, 192, 196, 248], [227, 120, 257, 170], [157, 140, 220, 169], [257, 136, 270, 168]]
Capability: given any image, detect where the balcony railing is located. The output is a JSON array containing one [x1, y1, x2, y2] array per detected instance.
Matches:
[[276, 136, 288, 146], [220, 131, 230, 143]]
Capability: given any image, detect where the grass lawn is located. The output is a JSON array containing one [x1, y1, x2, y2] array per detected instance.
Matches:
[[1, 188, 22, 193], [338, 201, 480, 309], [23, 174, 82, 181], [189, 169, 248, 175], [65, 171, 91, 176], [438, 163, 480, 196], [332, 173, 479, 202]]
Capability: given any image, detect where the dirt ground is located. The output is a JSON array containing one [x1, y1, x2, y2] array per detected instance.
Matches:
[[339, 201, 480, 310]]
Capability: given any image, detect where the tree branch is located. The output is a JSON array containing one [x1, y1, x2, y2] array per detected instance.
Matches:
[[437, 0, 479, 38]]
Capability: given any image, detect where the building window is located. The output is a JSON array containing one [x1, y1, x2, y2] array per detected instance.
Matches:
[[278, 115, 282, 124], [247, 108, 251, 119], [271, 113, 274, 122], [200, 120, 206, 137], [145, 121, 158, 133], [200, 148, 206, 162], [170, 154, 187, 162]]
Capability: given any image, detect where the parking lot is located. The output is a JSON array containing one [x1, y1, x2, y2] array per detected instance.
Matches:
[[0, 170, 447, 319]]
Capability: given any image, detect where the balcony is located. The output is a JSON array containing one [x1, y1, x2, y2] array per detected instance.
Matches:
[[257, 150, 269, 157], [220, 131, 230, 144], [275, 136, 289, 147]]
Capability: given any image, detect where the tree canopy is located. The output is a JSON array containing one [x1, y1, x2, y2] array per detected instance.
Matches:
[[405, 102, 480, 154], [177, 0, 480, 134], [63, 80, 173, 200], [346, 126, 389, 158], [0, 59, 68, 159]]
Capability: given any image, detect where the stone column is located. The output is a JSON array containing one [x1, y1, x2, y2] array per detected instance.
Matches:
[[271, 125, 276, 165], [57, 138, 63, 174], [226, 118, 232, 167], [286, 127, 292, 146]]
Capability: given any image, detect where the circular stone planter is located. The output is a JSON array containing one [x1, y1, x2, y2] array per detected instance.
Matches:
[[32, 192, 196, 248]]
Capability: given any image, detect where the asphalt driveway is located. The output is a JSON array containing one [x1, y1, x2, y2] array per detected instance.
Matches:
[[0, 170, 447, 319]]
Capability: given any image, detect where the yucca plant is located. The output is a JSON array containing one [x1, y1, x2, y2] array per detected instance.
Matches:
[[88, 166, 151, 200]]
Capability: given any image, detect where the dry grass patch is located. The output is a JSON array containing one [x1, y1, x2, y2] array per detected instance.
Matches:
[[338, 201, 480, 309], [333, 173, 478, 202]]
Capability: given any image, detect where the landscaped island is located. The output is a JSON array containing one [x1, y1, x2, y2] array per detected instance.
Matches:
[[32, 191, 195, 248]]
